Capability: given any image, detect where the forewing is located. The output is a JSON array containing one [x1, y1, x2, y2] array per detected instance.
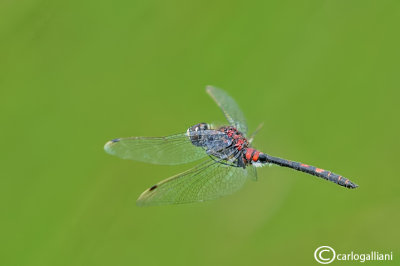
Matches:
[[206, 86, 248, 135], [137, 159, 252, 206], [104, 131, 229, 165]]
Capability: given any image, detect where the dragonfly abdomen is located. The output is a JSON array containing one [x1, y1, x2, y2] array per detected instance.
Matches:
[[243, 148, 262, 165], [262, 154, 358, 189]]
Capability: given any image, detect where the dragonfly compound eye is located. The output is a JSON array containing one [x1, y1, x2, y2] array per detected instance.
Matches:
[[188, 123, 208, 132], [187, 123, 209, 146]]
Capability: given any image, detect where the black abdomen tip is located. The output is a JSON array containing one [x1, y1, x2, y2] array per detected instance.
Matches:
[[344, 180, 359, 189], [348, 182, 359, 189]]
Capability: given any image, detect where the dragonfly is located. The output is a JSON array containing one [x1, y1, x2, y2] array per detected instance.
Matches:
[[104, 86, 358, 206]]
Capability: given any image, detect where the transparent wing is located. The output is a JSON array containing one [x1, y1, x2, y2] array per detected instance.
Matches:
[[206, 86, 248, 135], [247, 165, 258, 181], [137, 159, 252, 206], [104, 131, 230, 165]]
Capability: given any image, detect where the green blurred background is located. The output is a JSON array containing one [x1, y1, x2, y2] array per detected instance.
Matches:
[[1, 0, 399, 265]]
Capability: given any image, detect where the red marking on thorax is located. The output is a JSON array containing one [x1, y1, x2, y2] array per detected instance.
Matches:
[[225, 127, 238, 138], [235, 139, 244, 151], [301, 164, 309, 168], [220, 126, 249, 155]]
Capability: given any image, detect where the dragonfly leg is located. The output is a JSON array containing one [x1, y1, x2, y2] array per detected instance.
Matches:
[[206, 146, 245, 168]]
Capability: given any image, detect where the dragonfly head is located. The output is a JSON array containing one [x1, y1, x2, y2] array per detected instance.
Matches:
[[189, 123, 209, 132], [187, 123, 210, 146]]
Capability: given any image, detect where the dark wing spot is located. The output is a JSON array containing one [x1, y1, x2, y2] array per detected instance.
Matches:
[[111, 138, 120, 143], [149, 185, 158, 191]]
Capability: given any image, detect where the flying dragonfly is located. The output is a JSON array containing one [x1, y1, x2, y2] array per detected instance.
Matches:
[[104, 86, 358, 206]]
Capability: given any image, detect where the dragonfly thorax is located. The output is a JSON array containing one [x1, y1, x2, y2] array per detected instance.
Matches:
[[216, 126, 269, 168], [186, 123, 266, 168], [218, 126, 248, 150]]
